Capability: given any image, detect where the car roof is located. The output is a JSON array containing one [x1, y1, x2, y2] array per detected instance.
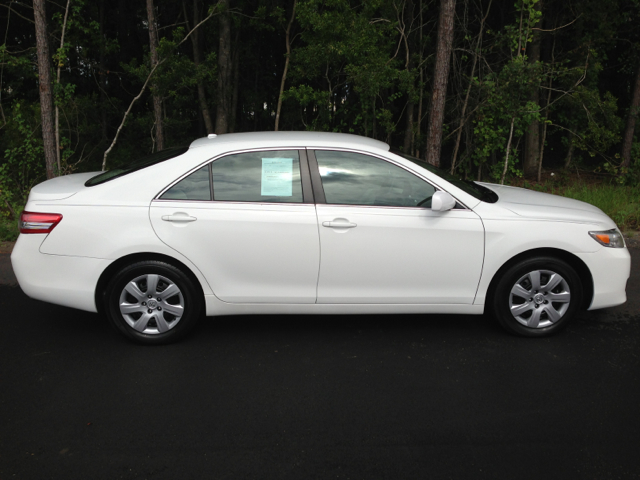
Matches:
[[188, 131, 390, 152]]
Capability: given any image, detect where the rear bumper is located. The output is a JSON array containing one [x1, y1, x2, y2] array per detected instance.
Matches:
[[575, 247, 631, 310], [10, 235, 110, 313]]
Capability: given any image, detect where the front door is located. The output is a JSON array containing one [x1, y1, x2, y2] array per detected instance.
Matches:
[[311, 150, 484, 304]]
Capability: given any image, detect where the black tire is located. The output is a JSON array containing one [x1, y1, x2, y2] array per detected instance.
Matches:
[[104, 260, 203, 344], [491, 256, 583, 337]]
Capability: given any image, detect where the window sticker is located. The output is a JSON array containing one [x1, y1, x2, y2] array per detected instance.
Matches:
[[261, 158, 293, 196]]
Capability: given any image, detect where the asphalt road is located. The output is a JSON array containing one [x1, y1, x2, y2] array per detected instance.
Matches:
[[1, 250, 639, 479]]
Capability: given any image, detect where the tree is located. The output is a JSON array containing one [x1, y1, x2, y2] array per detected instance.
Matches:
[[522, 0, 542, 176], [216, 0, 232, 134], [275, 0, 297, 132], [146, 0, 164, 151], [1, 0, 639, 202], [425, 0, 456, 167], [185, 0, 215, 135], [33, 0, 57, 179], [621, 65, 640, 168]]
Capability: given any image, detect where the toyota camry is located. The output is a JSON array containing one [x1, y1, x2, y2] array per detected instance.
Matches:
[[11, 132, 631, 343]]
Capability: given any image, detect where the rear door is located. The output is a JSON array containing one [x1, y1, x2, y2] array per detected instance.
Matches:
[[150, 149, 320, 304]]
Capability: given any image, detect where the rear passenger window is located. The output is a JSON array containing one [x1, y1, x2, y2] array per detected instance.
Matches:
[[160, 165, 211, 201], [211, 150, 303, 203]]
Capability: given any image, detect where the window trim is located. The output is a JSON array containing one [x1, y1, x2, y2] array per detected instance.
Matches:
[[307, 147, 470, 210], [306, 149, 326, 204], [154, 147, 313, 205]]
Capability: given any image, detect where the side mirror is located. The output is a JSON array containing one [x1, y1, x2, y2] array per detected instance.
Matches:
[[431, 191, 456, 212]]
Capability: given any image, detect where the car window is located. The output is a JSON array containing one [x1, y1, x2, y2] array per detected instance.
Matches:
[[160, 165, 211, 201], [315, 150, 436, 207], [211, 150, 303, 203], [86, 146, 189, 186], [392, 151, 498, 203]]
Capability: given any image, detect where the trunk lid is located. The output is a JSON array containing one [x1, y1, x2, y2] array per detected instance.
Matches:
[[27, 172, 100, 201]]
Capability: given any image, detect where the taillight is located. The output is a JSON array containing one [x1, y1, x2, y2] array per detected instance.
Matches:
[[19, 211, 63, 234]]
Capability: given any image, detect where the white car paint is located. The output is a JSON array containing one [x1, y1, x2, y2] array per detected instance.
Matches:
[[150, 201, 320, 303], [10, 132, 631, 330], [315, 204, 484, 304]]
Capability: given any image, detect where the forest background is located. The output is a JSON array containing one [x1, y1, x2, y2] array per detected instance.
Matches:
[[0, 0, 639, 241]]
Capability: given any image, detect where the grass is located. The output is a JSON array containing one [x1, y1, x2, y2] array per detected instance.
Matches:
[[556, 184, 640, 231], [0, 216, 18, 242]]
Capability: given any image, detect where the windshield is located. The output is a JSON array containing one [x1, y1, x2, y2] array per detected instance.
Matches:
[[85, 146, 190, 186], [392, 151, 498, 203]]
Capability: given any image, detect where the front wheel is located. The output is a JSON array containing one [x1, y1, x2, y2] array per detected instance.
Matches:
[[491, 257, 583, 337], [104, 261, 203, 344]]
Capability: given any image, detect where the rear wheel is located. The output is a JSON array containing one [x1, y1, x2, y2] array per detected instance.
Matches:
[[491, 257, 583, 337], [105, 261, 202, 344]]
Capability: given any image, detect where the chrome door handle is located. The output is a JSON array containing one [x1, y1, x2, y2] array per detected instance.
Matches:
[[162, 214, 197, 223], [322, 221, 357, 228]]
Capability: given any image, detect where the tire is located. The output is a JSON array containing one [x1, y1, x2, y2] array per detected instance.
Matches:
[[491, 256, 583, 337], [104, 260, 203, 344]]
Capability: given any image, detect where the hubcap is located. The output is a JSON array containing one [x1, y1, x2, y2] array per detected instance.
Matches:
[[509, 270, 571, 329], [118, 274, 184, 335]]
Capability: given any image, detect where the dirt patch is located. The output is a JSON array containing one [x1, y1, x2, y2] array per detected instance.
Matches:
[[624, 232, 640, 249], [0, 241, 14, 254]]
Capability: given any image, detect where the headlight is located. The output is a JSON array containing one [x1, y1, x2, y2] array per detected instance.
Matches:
[[589, 229, 625, 248]]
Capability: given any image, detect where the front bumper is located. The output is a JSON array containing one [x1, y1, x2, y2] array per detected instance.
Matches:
[[575, 246, 631, 310]]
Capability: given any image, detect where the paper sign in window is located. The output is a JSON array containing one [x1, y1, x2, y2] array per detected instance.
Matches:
[[261, 158, 293, 196]]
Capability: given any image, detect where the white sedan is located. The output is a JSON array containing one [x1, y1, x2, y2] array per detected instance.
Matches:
[[11, 132, 631, 343]]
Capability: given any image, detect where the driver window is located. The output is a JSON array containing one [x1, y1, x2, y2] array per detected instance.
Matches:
[[315, 150, 436, 207]]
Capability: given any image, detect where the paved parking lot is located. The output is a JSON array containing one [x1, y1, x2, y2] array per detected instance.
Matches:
[[0, 249, 638, 479]]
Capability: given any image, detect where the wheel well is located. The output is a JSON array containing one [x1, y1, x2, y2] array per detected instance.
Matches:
[[485, 248, 594, 310], [94, 252, 205, 314]]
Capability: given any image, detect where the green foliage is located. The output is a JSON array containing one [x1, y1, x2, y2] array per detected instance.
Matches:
[[468, 0, 544, 182], [285, 0, 400, 136], [556, 87, 622, 162], [560, 183, 640, 230], [0, 102, 46, 206], [0, 0, 638, 230]]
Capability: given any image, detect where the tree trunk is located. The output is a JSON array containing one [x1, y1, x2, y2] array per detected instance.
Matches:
[[229, 30, 240, 132], [146, 0, 164, 151], [564, 135, 574, 169], [54, 0, 71, 174], [450, 0, 492, 174], [425, 0, 456, 167], [33, 0, 57, 179], [500, 116, 516, 184], [415, 0, 423, 157], [275, 0, 296, 131], [621, 65, 640, 168], [215, 0, 232, 134], [403, 101, 414, 153], [187, 0, 214, 134], [523, 4, 542, 177], [99, 0, 108, 143]]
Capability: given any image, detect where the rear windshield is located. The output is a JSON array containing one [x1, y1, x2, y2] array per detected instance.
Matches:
[[392, 151, 499, 203], [85, 146, 189, 186]]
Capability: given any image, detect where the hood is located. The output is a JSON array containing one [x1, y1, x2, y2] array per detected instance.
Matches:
[[27, 172, 100, 201], [478, 183, 613, 226]]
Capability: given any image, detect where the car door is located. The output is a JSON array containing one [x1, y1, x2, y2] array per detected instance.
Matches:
[[310, 149, 484, 304], [150, 149, 320, 304]]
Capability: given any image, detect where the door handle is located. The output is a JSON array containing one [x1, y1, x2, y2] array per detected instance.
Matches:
[[162, 213, 197, 223], [322, 221, 357, 228]]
